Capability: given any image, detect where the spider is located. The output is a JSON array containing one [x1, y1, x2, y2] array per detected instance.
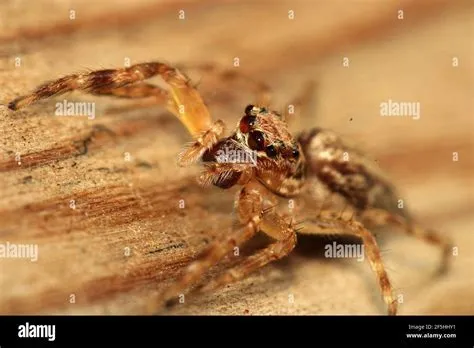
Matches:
[[7, 61, 452, 315]]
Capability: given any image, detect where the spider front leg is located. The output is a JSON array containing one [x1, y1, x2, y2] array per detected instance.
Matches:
[[177, 119, 225, 166], [145, 182, 264, 314], [8, 63, 175, 110], [197, 208, 297, 294], [8, 62, 212, 137], [360, 209, 453, 275], [298, 210, 397, 315]]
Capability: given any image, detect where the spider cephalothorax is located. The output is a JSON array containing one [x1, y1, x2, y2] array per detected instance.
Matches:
[[200, 104, 306, 196], [7, 61, 452, 316]]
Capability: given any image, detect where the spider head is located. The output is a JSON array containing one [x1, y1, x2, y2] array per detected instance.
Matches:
[[201, 104, 305, 195], [234, 104, 306, 196], [236, 104, 301, 164]]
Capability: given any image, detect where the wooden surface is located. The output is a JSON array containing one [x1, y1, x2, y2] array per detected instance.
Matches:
[[0, 0, 473, 315]]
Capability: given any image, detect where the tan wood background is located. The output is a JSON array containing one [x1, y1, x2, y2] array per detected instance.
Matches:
[[0, 0, 473, 315]]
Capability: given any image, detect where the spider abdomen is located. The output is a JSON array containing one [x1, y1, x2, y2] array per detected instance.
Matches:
[[298, 128, 411, 219]]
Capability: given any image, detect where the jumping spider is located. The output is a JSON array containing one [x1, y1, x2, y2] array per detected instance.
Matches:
[[7, 62, 452, 315]]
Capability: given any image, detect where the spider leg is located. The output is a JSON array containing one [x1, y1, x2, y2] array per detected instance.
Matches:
[[198, 162, 253, 187], [297, 209, 397, 315], [8, 63, 175, 110], [145, 182, 264, 314], [94, 82, 168, 100], [8, 62, 212, 137], [177, 119, 225, 166], [176, 62, 272, 106], [359, 208, 453, 275], [197, 211, 297, 294]]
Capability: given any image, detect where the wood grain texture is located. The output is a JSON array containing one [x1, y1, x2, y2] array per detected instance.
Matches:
[[0, 0, 473, 315]]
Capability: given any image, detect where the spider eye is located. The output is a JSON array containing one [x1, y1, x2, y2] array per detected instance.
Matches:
[[248, 131, 265, 151], [265, 144, 277, 157], [244, 104, 255, 115], [239, 115, 256, 133], [292, 147, 300, 159]]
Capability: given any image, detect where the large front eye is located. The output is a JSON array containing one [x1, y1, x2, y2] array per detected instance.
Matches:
[[292, 147, 300, 159], [248, 131, 265, 151], [239, 115, 256, 133]]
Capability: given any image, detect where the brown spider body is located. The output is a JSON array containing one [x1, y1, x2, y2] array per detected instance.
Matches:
[[200, 105, 306, 198], [199, 106, 407, 222], [7, 61, 452, 315], [298, 128, 413, 220]]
